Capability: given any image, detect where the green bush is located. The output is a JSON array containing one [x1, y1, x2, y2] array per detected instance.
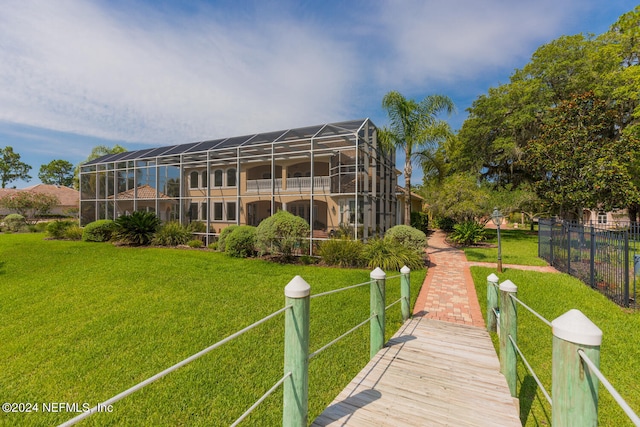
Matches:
[[384, 225, 427, 252], [410, 211, 429, 233], [256, 210, 310, 257], [433, 216, 456, 231], [64, 225, 84, 241], [225, 226, 256, 258], [114, 211, 161, 246], [218, 225, 238, 252], [187, 221, 207, 233], [318, 238, 364, 267], [4, 213, 26, 232], [46, 220, 76, 239], [362, 238, 424, 271], [208, 242, 219, 250], [187, 239, 203, 248], [152, 221, 191, 246], [450, 221, 486, 246], [82, 220, 117, 242], [299, 255, 318, 265]]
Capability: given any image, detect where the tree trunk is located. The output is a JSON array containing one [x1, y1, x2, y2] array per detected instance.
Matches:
[[404, 174, 411, 226], [628, 202, 638, 224]]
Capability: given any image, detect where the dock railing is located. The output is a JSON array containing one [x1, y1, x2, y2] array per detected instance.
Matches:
[[486, 274, 640, 426], [58, 266, 411, 427]]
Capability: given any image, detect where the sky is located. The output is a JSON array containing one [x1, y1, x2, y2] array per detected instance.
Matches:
[[1, 0, 637, 188]]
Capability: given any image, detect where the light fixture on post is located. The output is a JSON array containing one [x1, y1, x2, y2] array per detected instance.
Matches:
[[491, 207, 504, 273]]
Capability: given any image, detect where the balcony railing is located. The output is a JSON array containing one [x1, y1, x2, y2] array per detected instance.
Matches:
[[246, 176, 330, 193]]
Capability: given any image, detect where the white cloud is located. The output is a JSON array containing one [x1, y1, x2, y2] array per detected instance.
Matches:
[[0, 0, 357, 145], [368, 0, 578, 88]]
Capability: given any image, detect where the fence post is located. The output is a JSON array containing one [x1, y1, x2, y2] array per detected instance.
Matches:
[[551, 309, 602, 427], [400, 265, 411, 321], [567, 223, 571, 274], [486, 273, 499, 333], [624, 232, 630, 307], [283, 276, 310, 427], [370, 267, 386, 359], [499, 280, 517, 397], [589, 226, 596, 288]]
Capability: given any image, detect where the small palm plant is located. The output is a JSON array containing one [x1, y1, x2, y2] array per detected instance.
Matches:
[[114, 211, 161, 246]]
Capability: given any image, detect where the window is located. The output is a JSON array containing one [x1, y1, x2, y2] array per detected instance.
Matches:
[[190, 171, 198, 189], [214, 170, 223, 187], [201, 171, 207, 188], [189, 203, 198, 220], [227, 168, 236, 187], [201, 203, 208, 220], [227, 202, 236, 221], [597, 212, 607, 224], [213, 203, 223, 221]]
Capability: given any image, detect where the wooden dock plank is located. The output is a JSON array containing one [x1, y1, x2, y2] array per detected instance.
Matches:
[[311, 316, 521, 427]]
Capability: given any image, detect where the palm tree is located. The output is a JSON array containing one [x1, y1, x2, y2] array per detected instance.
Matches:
[[380, 91, 454, 225]]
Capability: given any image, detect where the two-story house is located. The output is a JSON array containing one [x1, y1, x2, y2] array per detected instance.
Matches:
[[80, 119, 399, 245]]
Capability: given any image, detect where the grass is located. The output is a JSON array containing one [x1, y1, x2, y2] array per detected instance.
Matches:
[[471, 266, 640, 427], [464, 229, 548, 266], [0, 233, 425, 426]]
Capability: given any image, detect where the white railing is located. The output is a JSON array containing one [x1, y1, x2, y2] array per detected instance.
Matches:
[[245, 176, 331, 193], [285, 176, 331, 191], [245, 178, 282, 193]]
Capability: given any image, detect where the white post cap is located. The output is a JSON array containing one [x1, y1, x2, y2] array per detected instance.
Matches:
[[552, 309, 602, 346], [499, 279, 517, 292], [370, 267, 386, 280], [284, 275, 311, 298], [487, 273, 499, 283], [400, 265, 410, 274]]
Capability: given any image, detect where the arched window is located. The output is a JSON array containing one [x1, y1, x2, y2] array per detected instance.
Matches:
[[227, 168, 237, 187], [190, 171, 199, 189], [201, 171, 208, 188], [214, 170, 223, 187]]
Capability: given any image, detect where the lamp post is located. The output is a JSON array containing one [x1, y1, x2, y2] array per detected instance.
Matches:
[[492, 207, 504, 273]]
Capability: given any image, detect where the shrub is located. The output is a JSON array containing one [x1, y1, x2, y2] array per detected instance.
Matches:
[[187, 239, 203, 248], [225, 226, 256, 258], [449, 221, 486, 246], [318, 238, 364, 268], [300, 255, 318, 265], [46, 220, 76, 239], [152, 221, 191, 246], [208, 242, 219, 250], [218, 225, 238, 252], [4, 214, 26, 232], [362, 238, 424, 271], [256, 210, 310, 257], [64, 225, 84, 241], [410, 211, 429, 233], [82, 220, 116, 242], [114, 211, 161, 246], [187, 221, 207, 233], [432, 216, 456, 231], [384, 225, 427, 252]]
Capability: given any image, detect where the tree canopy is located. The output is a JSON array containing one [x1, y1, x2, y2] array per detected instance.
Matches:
[[0, 146, 32, 188], [38, 159, 74, 187]]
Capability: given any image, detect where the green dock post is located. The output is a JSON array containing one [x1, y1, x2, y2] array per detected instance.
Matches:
[[551, 309, 602, 427], [400, 265, 411, 321], [370, 267, 386, 359], [499, 279, 517, 397], [486, 273, 499, 333], [283, 276, 310, 427]]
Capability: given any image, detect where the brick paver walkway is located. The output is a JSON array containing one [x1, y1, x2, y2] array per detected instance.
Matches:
[[413, 230, 558, 327], [413, 230, 485, 327]]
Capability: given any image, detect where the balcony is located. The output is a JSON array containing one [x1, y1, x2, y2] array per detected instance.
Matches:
[[246, 176, 331, 193]]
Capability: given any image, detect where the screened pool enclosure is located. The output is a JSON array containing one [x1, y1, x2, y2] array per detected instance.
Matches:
[[80, 119, 399, 245]]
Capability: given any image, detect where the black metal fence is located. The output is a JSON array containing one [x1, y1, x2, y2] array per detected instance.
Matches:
[[538, 219, 638, 309]]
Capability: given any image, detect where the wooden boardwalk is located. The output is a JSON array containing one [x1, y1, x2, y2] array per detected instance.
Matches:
[[311, 316, 521, 426]]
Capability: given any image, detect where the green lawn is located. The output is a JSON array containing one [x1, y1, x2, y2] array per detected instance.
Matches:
[[464, 229, 548, 266], [471, 266, 640, 427], [0, 233, 425, 426]]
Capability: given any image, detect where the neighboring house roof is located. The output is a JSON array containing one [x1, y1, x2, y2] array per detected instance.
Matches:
[[112, 185, 173, 200], [22, 184, 79, 207], [396, 186, 424, 201]]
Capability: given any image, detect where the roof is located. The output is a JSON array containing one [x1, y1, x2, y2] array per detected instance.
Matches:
[[2, 184, 79, 207], [85, 119, 374, 166], [112, 185, 172, 200]]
